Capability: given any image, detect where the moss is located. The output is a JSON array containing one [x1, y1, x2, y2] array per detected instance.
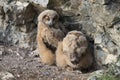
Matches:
[[97, 74, 120, 80], [97, 62, 120, 80]]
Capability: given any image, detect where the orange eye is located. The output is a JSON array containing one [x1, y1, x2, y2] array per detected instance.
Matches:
[[45, 16, 50, 21]]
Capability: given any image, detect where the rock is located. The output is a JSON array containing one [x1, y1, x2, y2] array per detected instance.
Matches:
[[0, 0, 40, 48], [90, 0, 111, 4], [30, 0, 49, 7], [95, 45, 117, 65], [108, 23, 120, 47], [88, 76, 97, 80], [116, 61, 120, 67], [0, 71, 14, 80], [0, 51, 3, 56], [87, 70, 105, 80], [95, 47, 107, 65], [95, 34, 102, 44], [105, 53, 117, 64], [90, 0, 120, 27], [29, 49, 39, 57], [0, 51, 2, 56], [0, 34, 4, 45]]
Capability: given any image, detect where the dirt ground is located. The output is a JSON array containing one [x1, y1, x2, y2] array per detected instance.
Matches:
[[0, 44, 96, 80]]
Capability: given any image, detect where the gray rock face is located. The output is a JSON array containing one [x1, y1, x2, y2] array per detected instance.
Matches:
[[0, 0, 120, 66], [30, 0, 49, 7], [0, 0, 44, 48], [90, 0, 120, 65], [0, 71, 14, 80]]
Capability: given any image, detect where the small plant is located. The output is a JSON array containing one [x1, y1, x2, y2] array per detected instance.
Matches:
[[97, 73, 119, 80], [97, 63, 120, 80]]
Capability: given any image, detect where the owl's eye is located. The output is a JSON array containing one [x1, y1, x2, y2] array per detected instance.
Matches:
[[45, 16, 50, 21]]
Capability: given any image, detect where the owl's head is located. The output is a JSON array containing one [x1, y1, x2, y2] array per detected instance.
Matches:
[[38, 10, 59, 27], [63, 30, 88, 65]]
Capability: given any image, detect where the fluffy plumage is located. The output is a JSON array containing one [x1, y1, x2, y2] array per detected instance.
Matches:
[[56, 30, 93, 69], [37, 10, 66, 65]]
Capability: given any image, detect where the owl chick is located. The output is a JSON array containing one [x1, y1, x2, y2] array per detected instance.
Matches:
[[56, 30, 94, 70], [37, 10, 66, 65]]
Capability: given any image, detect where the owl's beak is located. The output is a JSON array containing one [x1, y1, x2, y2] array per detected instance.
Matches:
[[49, 20, 53, 27], [49, 22, 53, 26]]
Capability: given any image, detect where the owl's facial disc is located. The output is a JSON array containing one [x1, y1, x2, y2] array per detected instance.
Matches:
[[43, 15, 58, 27]]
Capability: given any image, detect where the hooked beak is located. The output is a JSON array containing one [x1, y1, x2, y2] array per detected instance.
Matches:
[[49, 22, 53, 27], [47, 19, 55, 28]]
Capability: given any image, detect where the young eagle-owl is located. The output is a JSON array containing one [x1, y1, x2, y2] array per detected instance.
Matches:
[[56, 30, 94, 70], [37, 10, 66, 65]]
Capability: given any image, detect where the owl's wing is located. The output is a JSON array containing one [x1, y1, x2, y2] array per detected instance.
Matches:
[[52, 28, 65, 41], [40, 28, 58, 52], [58, 22, 68, 35]]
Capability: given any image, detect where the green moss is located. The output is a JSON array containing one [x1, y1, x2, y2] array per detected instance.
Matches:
[[97, 74, 120, 80], [97, 63, 120, 80]]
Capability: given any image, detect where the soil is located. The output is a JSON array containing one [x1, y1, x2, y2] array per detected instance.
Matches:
[[0, 44, 94, 80]]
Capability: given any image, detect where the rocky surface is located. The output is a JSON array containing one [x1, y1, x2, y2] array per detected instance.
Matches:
[[0, 0, 120, 80], [0, 45, 100, 80]]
